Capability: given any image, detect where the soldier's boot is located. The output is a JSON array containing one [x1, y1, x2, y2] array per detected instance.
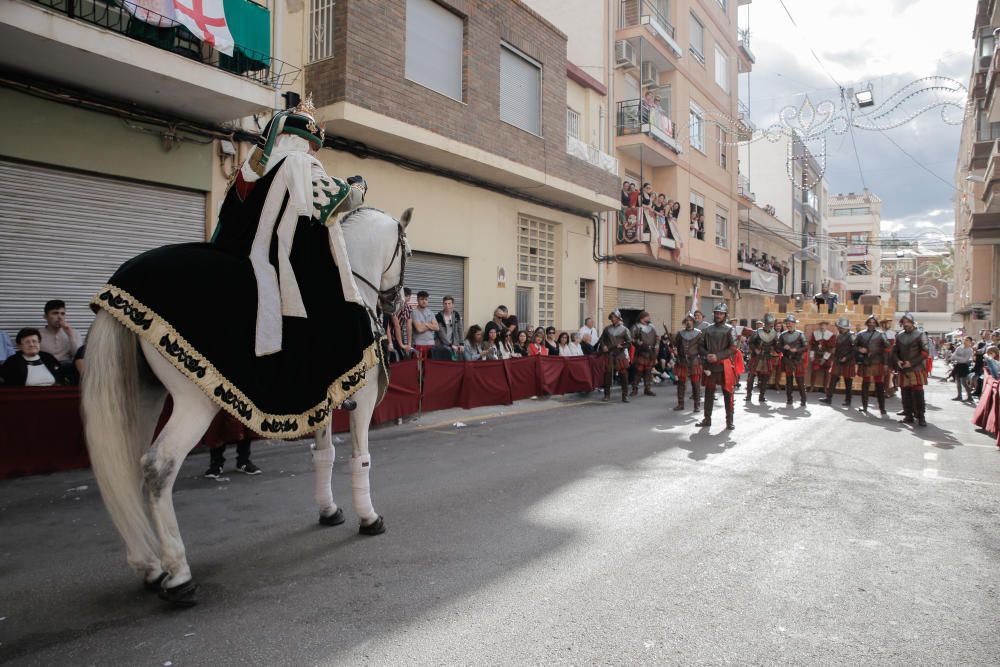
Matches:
[[899, 388, 915, 424], [630, 381, 639, 397], [692, 382, 702, 412], [722, 390, 735, 430], [696, 392, 714, 427], [674, 382, 686, 410], [797, 377, 807, 407], [820, 376, 835, 404], [745, 373, 755, 402], [785, 381, 794, 407], [857, 383, 870, 413], [914, 390, 927, 427], [643, 370, 656, 396], [843, 379, 853, 407], [603, 372, 612, 402], [621, 378, 630, 403], [876, 383, 887, 417], [758, 377, 767, 403]]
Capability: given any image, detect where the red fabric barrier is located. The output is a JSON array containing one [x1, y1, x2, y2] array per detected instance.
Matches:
[[589, 355, 607, 388], [538, 355, 565, 395], [505, 356, 540, 401], [557, 356, 598, 394], [460, 360, 512, 409], [421, 360, 465, 413], [373, 359, 421, 424], [0, 387, 89, 480]]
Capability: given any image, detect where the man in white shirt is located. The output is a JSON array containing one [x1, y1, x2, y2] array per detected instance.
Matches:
[[39, 300, 81, 383], [578, 317, 598, 353]]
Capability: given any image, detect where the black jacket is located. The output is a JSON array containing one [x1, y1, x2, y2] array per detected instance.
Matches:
[[0, 352, 65, 387]]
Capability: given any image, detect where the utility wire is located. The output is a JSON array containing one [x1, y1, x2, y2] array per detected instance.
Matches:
[[874, 127, 959, 191], [776, 0, 842, 88]]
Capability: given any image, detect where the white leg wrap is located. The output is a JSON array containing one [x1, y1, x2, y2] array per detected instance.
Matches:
[[350, 454, 377, 523], [311, 444, 336, 512]]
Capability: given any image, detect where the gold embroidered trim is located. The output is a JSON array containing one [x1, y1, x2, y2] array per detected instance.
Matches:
[[92, 284, 381, 440]]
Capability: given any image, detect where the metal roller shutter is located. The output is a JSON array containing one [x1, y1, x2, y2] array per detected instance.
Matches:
[[0, 159, 206, 336], [617, 289, 645, 310], [405, 251, 465, 319], [644, 292, 672, 331]]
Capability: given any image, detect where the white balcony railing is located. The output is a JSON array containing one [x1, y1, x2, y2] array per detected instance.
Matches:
[[567, 134, 620, 176]]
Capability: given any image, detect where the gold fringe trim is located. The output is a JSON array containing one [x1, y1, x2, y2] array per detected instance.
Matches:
[[92, 284, 382, 440]]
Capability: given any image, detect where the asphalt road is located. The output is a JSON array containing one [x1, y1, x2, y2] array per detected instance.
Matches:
[[1, 375, 999, 666]]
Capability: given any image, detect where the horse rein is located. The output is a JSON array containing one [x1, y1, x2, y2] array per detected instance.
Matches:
[[351, 221, 407, 316]]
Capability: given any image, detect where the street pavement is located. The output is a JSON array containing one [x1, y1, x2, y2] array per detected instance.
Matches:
[[1, 374, 999, 666]]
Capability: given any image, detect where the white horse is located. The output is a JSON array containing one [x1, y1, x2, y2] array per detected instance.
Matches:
[[81, 207, 410, 606]]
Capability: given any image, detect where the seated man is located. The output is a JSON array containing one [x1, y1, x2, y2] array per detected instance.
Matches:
[[1, 328, 65, 387], [38, 299, 81, 383]]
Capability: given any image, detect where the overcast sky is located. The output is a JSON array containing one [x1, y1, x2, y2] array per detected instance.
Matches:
[[740, 0, 975, 240]]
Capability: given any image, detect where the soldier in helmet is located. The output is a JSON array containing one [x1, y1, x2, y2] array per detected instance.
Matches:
[[598, 310, 632, 403], [820, 316, 856, 407], [696, 303, 737, 430], [809, 319, 836, 394], [779, 314, 808, 407], [854, 315, 889, 417], [746, 313, 780, 404], [892, 312, 930, 427], [630, 310, 659, 397], [673, 314, 703, 411]]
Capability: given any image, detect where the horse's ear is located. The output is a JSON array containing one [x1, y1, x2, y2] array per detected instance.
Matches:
[[400, 208, 413, 230]]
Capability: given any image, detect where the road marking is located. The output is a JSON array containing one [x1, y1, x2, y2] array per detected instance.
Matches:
[[922, 468, 939, 478], [923, 452, 938, 461]]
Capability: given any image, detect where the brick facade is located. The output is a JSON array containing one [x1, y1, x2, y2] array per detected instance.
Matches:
[[305, 0, 619, 201]]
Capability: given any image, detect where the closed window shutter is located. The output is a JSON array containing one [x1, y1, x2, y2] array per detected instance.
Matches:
[[500, 44, 542, 135], [406, 251, 466, 321], [405, 0, 464, 101]]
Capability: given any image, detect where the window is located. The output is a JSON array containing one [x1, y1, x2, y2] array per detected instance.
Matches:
[[690, 192, 705, 241], [501, 43, 543, 135], [689, 13, 705, 62], [714, 46, 729, 92], [689, 104, 705, 152], [518, 216, 556, 327], [405, 0, 464, 101], [715, 207, 728, 248], [980, 27, 996, 59], [977, 109, 1000, 141], [567, 107, 581, 139], [309, 0, 336, 63], [718, 125, 728, 169], [832, 206, 872, 216]]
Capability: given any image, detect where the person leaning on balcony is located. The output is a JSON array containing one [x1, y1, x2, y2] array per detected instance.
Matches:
[[640, 183, 653, 208], [641, 90, 655, 123], [621, 181, 633, 207]]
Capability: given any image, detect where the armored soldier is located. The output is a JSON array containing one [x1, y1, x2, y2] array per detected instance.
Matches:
[[892, 312, 930, 427], [630, 311, 660, 397], [809, 320, 836, 393], [696, 303, 737, 430], [778, 314, 808, 407], [673, 314, 703, 411], [854, 315, 888, 417], [820, 317, 856, 407], [746, 313, 780, 404], [693, 309, 711, 332], [599, 310, 632, 403]]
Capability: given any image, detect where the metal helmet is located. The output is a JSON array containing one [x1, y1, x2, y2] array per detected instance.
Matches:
[[835, 316, 850, 330], [682, 313, 695, 324], [899, 311, 915, 324], [785, 313, 797, 324], [609, 309, 622, 321], [865, 315, 879, 326], [763, 313, 776, 325], [713, 302, 729, 314]]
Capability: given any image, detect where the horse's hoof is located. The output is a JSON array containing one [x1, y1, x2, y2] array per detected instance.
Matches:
[[157, 579, 199, 607], [359, 515, 386, 536], [319, 507, 345, 526], [143, 572, 168, 592]]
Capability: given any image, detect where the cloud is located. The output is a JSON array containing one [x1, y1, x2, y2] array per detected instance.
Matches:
[[881, 210, 956, 238]]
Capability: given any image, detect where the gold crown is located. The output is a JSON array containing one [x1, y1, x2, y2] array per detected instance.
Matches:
[[292, 93, 317, 119]]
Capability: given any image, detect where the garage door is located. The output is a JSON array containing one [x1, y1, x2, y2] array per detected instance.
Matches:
[[617, 289, 673, 330], [0, 159, 206, 336], [405, 251, 465, 319]]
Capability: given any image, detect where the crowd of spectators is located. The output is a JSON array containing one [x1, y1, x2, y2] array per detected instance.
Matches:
[[941, 328, 1000, 402], [737, 243, 790, 277], [620, 181, 682, 243], [1, 300, 85, 387]]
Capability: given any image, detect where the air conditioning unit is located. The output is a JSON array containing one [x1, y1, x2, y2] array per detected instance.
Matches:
[[641, 61, 659, 87], [615, 40, 637, 69], [710, 281, 725, 298]]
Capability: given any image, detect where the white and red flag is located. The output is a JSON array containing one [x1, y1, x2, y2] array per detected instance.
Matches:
[[122, 0, 176, 28], [172, 0, 235, 56]]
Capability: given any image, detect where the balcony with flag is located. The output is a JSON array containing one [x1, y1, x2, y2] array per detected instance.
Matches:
[[0, 0, 298, 123]]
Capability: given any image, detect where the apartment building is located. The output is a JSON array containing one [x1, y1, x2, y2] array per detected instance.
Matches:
[[304, 0, 620, 331], [734, 201, 798, 320], [954, 0, 1000, 332], [880, 244, 960, 335], [0, 0, 303, 333], [826, 190, 882, 303]]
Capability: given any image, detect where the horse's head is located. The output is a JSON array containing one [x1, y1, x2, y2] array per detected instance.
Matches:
[[341, 207, 412, 316], [380, 208, 412, 315]]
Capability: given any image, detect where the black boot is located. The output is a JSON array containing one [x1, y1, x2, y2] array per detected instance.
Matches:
[[843, 379, 853, 407], [745, 374, 755, 402], [692, 382, 701, 412], [603, 374, 612, 402], [820, 375, 834, 404], [858, 383, 869, 413], [798, 377, 807, 407], [674, 382, 686, 411], [723, 390, 735, 430], [786, 381, 794, 407], [621, 379, 630, 403], [696, 392, 713, 427], [915, 390, 927, 427], [899, 388, 915, 424], [876, 383, 887, 417]]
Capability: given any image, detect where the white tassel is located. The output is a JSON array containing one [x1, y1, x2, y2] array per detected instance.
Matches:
[[350, 454, 377, 523], [311, 444, 335, 513]]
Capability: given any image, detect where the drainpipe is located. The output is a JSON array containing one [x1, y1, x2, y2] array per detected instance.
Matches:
[[273, 0, 285, 112]]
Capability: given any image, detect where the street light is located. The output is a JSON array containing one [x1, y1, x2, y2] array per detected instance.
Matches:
[[855, 89, 875, 108]]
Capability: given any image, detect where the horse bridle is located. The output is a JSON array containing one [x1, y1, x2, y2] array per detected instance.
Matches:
[[351, 222, 408, 315]]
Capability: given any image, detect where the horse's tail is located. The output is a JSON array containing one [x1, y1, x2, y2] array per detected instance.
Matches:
[[82, 310, 158, 570]]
